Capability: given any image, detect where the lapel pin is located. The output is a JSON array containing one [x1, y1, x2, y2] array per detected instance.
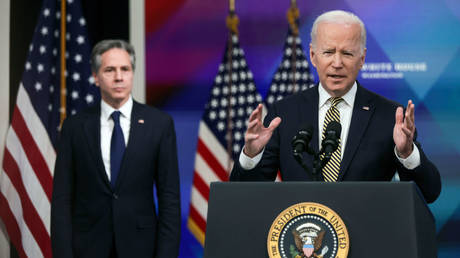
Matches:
[[138, 119, 144, 124], [362, 106, 369, 111]]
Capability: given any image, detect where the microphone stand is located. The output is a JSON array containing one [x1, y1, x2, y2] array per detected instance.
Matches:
[[292, 121, 340, 181], [311, 122, 341, 181], [293, 143, 334, 181], [293, 147, 329, 181], [311, 150, 331, 181]]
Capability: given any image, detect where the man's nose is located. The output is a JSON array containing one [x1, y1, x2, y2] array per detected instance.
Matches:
[[332, 54, 343, 68], [114, 69, 123, 81]]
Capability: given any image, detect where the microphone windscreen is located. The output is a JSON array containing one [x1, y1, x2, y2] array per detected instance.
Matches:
[[298, 123, 313, 142], [325, 121, 341, 138]]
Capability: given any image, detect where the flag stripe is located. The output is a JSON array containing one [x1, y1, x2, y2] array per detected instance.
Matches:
[[194, 154, 220, 187], [198, 122, 230, 169], [187, 218, 205, 246], [0, 172, 43, 258], [11, 107, 53, 201], [189, 204, 207, 234], [2, 150, 51, 257], [190, 187, 208, 221], [0, 193, 28, 258], [197, 138, 228, 182], [191, 171, 210, 202], [16, 84, 56, 174], [6, 129, 51, 233]]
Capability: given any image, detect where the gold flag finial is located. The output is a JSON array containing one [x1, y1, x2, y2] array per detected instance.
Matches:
[[229, 0, 235, 12], [226, 0, 239, 34], [287, 0, 300, 36]]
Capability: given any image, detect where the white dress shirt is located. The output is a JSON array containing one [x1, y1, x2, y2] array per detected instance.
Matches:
[[318, 81, 356, 159], [100, 97, 133, 180], [239, 82, 420, 171]]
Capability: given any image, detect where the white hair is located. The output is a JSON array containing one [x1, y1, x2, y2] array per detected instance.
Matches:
[[310, 10, 366, 54]]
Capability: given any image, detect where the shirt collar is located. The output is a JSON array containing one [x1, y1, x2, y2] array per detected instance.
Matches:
[[100, 96, 133, 121], [318, 81, 357, 108]]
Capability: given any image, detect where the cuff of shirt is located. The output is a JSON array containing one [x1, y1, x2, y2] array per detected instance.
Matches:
[[239, 146, 264, 170], [394, 143, 421, 170]]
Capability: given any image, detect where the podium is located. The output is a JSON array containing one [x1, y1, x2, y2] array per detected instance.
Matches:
[[203, 182, 436, 258]]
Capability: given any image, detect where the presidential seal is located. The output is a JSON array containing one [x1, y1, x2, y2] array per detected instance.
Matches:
[[267, 202, 349, 258]]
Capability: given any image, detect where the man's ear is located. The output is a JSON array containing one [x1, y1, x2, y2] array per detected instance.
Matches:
[[359, 48, 367, 69], [92, 73, 99, 86], [309, 43, 317, 68]]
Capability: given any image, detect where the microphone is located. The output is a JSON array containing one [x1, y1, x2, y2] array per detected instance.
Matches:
[[292, 124, 314, 174], [320, 121, 341, 158], [292, 124, 314, 155]]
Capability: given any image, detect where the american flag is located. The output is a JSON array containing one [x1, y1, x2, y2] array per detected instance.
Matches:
[[0, 0, 99, 257], [188, 33, 262, 245], [264, 16, 315, 182], [264, 27, 315, 107]]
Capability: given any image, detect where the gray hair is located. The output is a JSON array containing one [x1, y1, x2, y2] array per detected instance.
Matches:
[[310, 10, 366, 54], [90, 39, 136, 73]]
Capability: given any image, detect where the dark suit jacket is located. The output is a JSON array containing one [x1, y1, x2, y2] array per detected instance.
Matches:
[[230, 84, 441, 203], [51, 101, 181, 258]]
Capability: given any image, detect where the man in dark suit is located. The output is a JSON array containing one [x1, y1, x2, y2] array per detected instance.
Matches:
[[230, 10, 441, 204], [51, 39, 181, 258]]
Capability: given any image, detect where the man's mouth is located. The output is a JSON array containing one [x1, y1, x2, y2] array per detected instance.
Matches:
[[328, 74, 346, 79]]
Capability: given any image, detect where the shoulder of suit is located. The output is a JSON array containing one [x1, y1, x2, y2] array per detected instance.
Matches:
[[358, 86, 401, 109], [272, 85, 317, 107], [133, 100, 173, 123], [63, 104, 99, 123]]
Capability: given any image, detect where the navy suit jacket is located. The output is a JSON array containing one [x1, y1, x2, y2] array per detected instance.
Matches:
[[230, 84, 441, 203], [51, 101, 181, 258]]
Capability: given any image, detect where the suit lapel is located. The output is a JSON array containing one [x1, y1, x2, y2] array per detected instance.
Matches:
[[83, 106, 112, 189], [300, 86, 320, 153], [338, 85, 375, 180], [113, 101, 146, 190]]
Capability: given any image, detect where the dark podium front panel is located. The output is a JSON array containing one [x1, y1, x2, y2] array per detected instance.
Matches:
[[203, 182, 436, 258]]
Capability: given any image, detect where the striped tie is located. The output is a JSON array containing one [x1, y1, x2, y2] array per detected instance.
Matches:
[[322, 97, 343, 182]]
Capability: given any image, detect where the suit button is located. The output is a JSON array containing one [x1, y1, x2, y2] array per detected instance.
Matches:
[[113, 193, 118, 199]]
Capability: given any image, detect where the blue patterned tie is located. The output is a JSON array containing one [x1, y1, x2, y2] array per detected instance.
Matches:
[[110, 111, 125, 188]]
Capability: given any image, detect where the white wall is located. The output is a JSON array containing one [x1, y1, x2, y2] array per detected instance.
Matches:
[[0, 0, 11, 256], [130, 0, 146, 103]]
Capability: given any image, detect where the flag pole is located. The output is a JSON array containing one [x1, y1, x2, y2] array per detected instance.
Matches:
[[225, 0, 238, 173], [287, 0, 299, 93], [60, 0, 67, 126]]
